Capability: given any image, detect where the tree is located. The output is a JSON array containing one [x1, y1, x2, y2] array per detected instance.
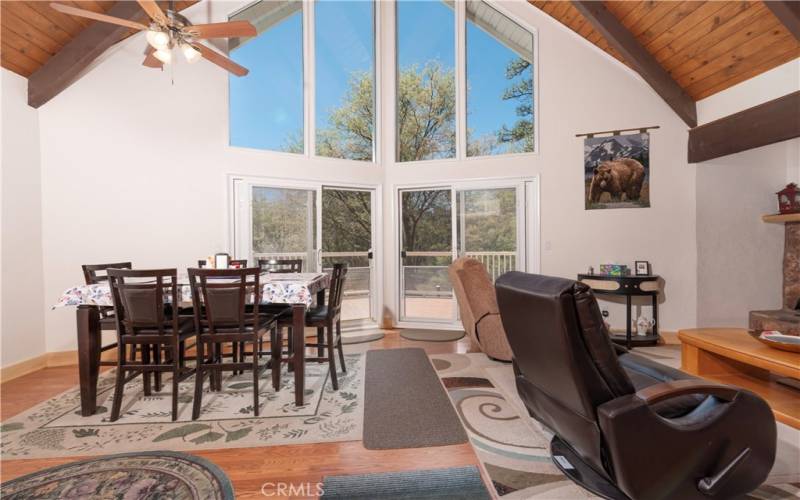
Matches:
[[497, 58, 534, 153]]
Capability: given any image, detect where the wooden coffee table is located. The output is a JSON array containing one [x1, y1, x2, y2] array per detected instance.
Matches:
[[678, 328, 800, 429]]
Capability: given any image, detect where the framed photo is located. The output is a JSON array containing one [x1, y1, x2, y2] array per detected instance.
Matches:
[[634, 261, 650, 276]]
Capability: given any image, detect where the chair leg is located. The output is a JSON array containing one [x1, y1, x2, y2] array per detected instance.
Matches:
[[142, 344, 152, 396], [110, 344, 127, 422], [171, 341, 180, 421], [153, 344, 162, 392], [317, 327, 324, 360], [192, 340, 205, 420], [287, 326, 295, 373], [336, 319, 346, 373], [326, 321, 339, 391], [271, 327, 281, 391], [252, 336, 260, 417], [231, 342, 238, 375]]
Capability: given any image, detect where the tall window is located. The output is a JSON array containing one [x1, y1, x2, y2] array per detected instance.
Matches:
[[229, 1, 304, 153], [315, 0, 375, 161], [466, 1, 534, 156], [395, 0, 456, 162]]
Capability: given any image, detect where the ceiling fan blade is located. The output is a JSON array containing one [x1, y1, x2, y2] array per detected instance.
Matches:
[[50, 3, 148, 30], [183, 21, 257, 39], [137, 0, 167, 25], [193, 43, 249, 77], [142, 46, 163, 69]]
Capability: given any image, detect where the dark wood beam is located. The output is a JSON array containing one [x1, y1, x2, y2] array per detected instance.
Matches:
[[572, 1, 697, 128], [688, 91, 800, 163], [27, 1, 147, 108], [765, 1, 800, 42]]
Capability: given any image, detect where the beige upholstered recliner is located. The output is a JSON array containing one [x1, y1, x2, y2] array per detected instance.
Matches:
[[448, 257, 513, 361]]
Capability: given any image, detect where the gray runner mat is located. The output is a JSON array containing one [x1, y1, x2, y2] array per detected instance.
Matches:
[[321, 466, 490, 499], [363, 348, 468, 449]]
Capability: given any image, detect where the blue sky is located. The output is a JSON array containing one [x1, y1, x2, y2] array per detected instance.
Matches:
[[229, 0, 532, 155]]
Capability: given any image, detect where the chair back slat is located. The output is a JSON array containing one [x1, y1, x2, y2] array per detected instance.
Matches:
[[188, 268, 262, 334], [83, 262, 132, 284], [258, 259, 302, 273], [108, 269, 179, 338], [327, 263, 348, 317]]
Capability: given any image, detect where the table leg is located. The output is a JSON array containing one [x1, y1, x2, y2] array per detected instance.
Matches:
[[77, 305, 101, 416], [292, 304, 306, 406], [626, 295, 632, 350], [652, 294, 659, 337]]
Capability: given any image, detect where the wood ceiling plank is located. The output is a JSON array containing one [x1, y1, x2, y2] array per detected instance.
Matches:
[[1, 28, 53, 66], [565, 5, 588, 32], [541, 2, 559, 15], [673, 19, 784, 85], [550, 1, 572, 21], [0, 6, 65, 54], [684, 33, 798, 98], [1, 41, 40, 75], [572, 0, 697, 126], [624, 1, 678, 39], [25, 1, 87, 38], [58, 2, 93, 29], [688, 91, 800, 163], [638, 1, 705, 47], [765, 1, 800, 41], [692, 48, 800, 99], [3, 2, 73, 47], [645, 1, 730, 55], [660, 3, 769, 74], [27, 0, 149, 107], [604, 1, 641, 22], [71, 1, 107, 14], [1, 56, 33, 78]]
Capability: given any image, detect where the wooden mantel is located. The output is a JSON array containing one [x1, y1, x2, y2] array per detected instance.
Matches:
[[762, 213, 800, 223]]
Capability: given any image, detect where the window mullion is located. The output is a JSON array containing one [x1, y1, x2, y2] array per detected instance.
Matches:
[[304, 0, 315, 158], [456, 0, 467, 161]]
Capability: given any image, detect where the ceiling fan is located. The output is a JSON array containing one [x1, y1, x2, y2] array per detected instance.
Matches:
[[50, 0, 255, 76]]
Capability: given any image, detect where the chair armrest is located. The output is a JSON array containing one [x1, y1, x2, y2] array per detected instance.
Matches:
[[636, 379, 739, 405]]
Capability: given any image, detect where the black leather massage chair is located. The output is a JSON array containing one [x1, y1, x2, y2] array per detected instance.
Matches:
[[495, 272, 777, 500]]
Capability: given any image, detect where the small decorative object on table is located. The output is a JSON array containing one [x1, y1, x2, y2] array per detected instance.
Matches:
[[599, 264, 628, 276], [634, 260, 650, 276], [748, 330, 800, 353], [636, 316, 655, 336], [214, 253, 230, 269], [776, 183, 800, 214]]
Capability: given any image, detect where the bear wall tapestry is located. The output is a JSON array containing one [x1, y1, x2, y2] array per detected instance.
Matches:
[[584, 132, 650, 210]]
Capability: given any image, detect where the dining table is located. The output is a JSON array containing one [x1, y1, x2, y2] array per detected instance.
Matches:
[[53, 271, 331, 417]]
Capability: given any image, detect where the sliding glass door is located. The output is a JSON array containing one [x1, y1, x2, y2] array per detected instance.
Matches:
[[398, 180, 529, 326], [232, 178, 379, 327]]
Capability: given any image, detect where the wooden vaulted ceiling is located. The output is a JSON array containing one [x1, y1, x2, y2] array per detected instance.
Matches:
[[529, 1, 800, 101], [1, 1, 196, 78]]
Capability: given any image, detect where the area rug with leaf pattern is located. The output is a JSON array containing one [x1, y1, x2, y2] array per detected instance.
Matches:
[[430, 351, 800, 499], [1, 354, 364, 459]]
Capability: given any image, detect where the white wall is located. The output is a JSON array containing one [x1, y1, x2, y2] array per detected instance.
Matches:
[[36, 0, 699, 352], [694, 60, 800, 327], [1, 68, 46, 367]]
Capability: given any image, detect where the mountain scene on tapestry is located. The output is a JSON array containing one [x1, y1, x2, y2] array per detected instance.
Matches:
[[584, 132, 650, 210]]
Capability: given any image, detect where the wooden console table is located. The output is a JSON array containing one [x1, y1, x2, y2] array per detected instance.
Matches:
[[578, 274, 660, 348], [678, 328, 800, 429]]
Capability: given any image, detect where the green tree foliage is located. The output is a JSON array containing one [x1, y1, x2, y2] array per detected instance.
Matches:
[[497, 58, 534, 153]]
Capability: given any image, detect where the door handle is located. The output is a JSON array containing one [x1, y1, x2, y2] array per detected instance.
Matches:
[[401, 250, 407, 258], [368, 250, 373, 259]]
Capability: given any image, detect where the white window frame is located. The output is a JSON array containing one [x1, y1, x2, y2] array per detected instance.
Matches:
[[391, 175, 540, 330], [393, 0, 539, 166], [227, 0, 382, 165]]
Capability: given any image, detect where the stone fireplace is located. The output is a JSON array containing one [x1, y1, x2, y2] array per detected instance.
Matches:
[[749, 217, 800, 335]]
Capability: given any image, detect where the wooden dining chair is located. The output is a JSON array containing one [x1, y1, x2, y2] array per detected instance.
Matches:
[[107, 269, 196, 422], [276, 263, 348, 390], [258, 258, 303, 273], [188, 267, 279, 419], [82, 261, 135, 362]]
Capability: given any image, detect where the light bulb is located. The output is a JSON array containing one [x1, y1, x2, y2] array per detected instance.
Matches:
[[146, 29, 170, 50], [181, 43, 201, 64], [154, 48, 172, 64]]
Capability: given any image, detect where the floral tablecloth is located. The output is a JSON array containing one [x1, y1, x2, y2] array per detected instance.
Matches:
[[52, 272, 330, 308]]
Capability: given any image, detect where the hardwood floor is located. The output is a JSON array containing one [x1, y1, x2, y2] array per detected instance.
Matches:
[[0, 331, 486, 499]]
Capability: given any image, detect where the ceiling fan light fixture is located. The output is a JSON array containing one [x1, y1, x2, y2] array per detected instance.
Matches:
[[146, 28, 170, 50], [154, 48, 173, 64], [181, 43, 201, 64]]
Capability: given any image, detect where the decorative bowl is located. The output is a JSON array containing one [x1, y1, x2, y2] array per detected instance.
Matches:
[[748, 330, 800, 353]]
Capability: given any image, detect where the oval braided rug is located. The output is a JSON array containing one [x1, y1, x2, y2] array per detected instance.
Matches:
[[0, 451, 234, 500]]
